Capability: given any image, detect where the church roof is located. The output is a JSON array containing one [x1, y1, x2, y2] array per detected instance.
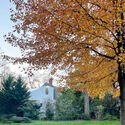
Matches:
[[42, 82, 54, 87]]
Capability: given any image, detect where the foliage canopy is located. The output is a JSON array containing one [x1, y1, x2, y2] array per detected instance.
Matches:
[[7, 0, 125, 98]]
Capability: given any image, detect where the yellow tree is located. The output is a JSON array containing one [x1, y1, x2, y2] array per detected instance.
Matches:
[[6, 0, 125, 124]]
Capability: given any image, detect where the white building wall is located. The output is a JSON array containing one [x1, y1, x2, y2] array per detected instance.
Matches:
[[30, 84, 56, 112]]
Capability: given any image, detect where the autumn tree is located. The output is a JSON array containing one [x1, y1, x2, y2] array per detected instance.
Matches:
[[6, 0, 125, 124]]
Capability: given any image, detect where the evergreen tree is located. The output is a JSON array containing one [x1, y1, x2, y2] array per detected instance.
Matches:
[[0, 75, 15, 114], [0, 75, 30, 116], [13, 76, 30, 116]]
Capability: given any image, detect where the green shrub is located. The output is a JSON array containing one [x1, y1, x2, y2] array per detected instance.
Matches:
[[103, 113, 112, 120], [23, 101, 42, 120], [102, 94, 120, 119], [0, 114, 15, 123], [9, 116, 31, 123], [103, 113, 118, 120], [22, 117, 32, 123], [55, 89, 80, 120], [45, 102, 54, 120], [111, 116, 118, 120], [0, 115, 31, 123], [0, 116, 8, 123], [95, 105, 104, 120], [82, 114, 90, 120]]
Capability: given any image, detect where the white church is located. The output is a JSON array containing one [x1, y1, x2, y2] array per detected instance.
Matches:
[[30, 78, 57, 112]]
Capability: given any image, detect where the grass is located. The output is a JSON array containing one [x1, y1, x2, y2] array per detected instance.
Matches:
[[0, 120, 120, 125]]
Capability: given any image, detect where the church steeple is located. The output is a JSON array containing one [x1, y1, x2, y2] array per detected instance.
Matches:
[[49, 78, 53, 85]]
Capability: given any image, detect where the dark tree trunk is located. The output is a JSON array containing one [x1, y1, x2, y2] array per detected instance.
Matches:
[[118, 63, 125, 125]]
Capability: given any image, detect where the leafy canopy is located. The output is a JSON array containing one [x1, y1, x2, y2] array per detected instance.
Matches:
[[6, 0, 125, 97]]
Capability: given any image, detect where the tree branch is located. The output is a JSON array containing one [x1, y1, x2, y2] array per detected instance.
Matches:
[[85, 46, 115, 60]]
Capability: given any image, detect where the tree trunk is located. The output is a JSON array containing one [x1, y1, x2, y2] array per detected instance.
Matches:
[[84, 90, 90, 116], [118, 63, 125, 125]]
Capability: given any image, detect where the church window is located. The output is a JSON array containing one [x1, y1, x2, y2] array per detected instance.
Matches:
[[45, 87, 49, 95]]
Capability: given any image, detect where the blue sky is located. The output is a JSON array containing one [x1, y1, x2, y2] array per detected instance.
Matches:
[[0, 1, 53, 83], [0, 0, 25, 76], [0, 0, 21, 57], [0, 1, 50, 80]]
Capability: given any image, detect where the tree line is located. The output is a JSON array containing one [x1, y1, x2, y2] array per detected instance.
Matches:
[[0, 75, 120, 122], [46, 89, 120, 121]]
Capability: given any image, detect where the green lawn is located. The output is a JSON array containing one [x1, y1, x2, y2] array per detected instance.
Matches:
[[0, 121, 120, 125]]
